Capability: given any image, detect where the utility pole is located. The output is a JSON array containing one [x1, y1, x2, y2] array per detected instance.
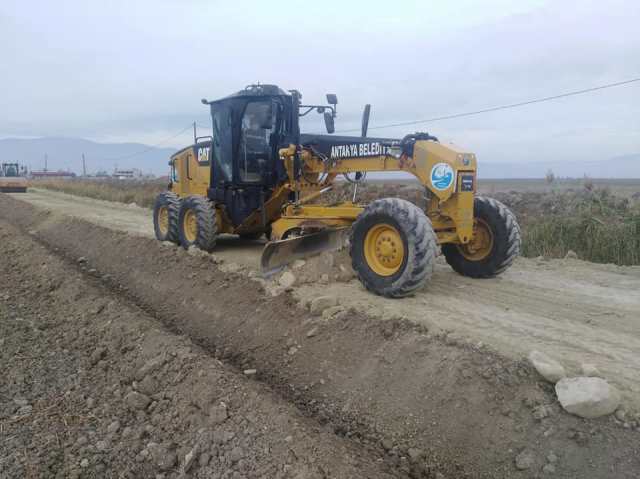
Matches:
[[82, 153, 87, 177], [44, 153, 48, 172], [193, 121, 197, 144]]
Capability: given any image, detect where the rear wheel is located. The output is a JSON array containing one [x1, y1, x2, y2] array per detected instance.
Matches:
[[153, 192, 180, 243], [350, 198, 437, 298], [442, 196, 520, 278], [178, 196, 217, 251]]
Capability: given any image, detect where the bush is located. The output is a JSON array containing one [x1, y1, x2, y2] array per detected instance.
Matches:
[[523, 214, 640, 265]]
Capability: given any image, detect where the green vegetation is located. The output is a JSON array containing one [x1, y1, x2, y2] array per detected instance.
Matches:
[[511, 188, 640, 265]]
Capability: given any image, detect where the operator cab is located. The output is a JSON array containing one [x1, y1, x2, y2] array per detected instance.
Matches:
[[201, 85, 294, 225], [200, 84, 339, 227], [1, 163, 20, 177]]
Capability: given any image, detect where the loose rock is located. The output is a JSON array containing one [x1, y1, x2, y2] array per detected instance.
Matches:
[[136, 355, 167, 381], [182, 447, 198, 472], [555, 377, 620, 418], [209, 403, 228, 425], [309, 296, 338, 315], [107, 420, 120, 434], [148, 443, 177, 471], [614, 409, 626, 422], [581, 363, 603, 378], [278, 271, 296, 288], [137, 375, 159, 396], [528, 350, 566, 383], [90, 347, 107, 366], [125, 391, 151, 411], [515, 449, 535, 470], [532, 404, 553, 420], [322, 305, 345, 320], [291, 259, 306, 269]]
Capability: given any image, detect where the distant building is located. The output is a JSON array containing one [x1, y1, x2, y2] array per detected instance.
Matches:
[[113, 168, 143, 180], [31, 170, 77, 179]]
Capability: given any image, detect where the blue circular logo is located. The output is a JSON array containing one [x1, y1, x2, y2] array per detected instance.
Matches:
[[430, 163, 454, 191]]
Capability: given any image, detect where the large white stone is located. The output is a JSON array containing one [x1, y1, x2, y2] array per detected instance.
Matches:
[[528, 350, 566, 383], [555, 377, 620, 419]]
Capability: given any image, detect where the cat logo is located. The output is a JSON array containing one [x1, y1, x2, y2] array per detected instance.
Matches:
[[198, 146, 210, 164]]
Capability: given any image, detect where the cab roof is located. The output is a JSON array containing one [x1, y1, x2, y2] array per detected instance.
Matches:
[[212, 84, 290, 103]]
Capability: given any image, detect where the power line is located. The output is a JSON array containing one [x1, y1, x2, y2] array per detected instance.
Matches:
[[93, 76, 640, 163], [336, 77, 640, 133]]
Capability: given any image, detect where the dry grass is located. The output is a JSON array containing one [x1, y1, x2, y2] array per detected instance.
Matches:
[[34, 178, 640, 265], [33, 178, 166, 209], [507, 188, 640, 265]]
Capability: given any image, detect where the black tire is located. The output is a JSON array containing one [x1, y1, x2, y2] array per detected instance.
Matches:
[[350, 198, 437, 298], [178, 196, 217, 252], [442, 196, 520, 278], [153, 192, 180, 243]]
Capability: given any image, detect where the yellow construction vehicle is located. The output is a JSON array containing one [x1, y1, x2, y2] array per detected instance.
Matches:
[[153, 84, 520, 297], [0, 163, 28, 193]]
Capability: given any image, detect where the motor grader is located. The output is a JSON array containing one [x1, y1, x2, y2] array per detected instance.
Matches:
[[153, 84, 520, 297]]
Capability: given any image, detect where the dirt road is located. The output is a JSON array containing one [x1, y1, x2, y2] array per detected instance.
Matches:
[[13, 188, 640, 409], [3, 192, 640, 478]]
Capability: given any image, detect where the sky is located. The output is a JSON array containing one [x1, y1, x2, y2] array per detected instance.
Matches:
[[1, 0, 639, 166]]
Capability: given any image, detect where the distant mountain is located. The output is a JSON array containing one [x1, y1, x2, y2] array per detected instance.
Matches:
[[479, 154, 640, 179], [1, 136, 638, 179], [0, 137, 176, 176]]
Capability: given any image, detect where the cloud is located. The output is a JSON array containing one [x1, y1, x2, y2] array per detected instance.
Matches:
[[1, 0, 638, 165]]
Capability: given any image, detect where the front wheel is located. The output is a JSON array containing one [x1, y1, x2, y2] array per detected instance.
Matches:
[[442, 196, 520, 278], [350, 198, 437, 298]]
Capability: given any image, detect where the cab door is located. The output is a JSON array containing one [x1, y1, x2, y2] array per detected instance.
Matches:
[[209, 103, 233, 193]]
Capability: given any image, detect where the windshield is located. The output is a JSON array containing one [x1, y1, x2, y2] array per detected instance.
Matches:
[[3, 164, 18, 177]]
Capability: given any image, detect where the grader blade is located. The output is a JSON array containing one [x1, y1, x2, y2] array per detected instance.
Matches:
[[261, 228, 349, 277]]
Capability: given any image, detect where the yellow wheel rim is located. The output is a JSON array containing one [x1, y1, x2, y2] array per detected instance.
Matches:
[[183, 209, 198, 243], [158, 206, 169, 236], [364, 223, 405, 276], [458, 218, 494, 261]]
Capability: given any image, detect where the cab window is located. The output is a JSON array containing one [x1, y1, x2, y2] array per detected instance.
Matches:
[[171, 159, 179, 183], [238, 101, 273, 183]]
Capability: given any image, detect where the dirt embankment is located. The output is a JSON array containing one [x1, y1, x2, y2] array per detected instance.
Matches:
[[1, 194, 639, 478], [0, 220, 399, 478], [14, 188, 640, 410]]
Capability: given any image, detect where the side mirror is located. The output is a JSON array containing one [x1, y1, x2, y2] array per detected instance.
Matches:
[[201, 98, 209, 105], [324, 112, 335, 134], [361, 104, 371, 138], [326, 93, 338, 105]]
